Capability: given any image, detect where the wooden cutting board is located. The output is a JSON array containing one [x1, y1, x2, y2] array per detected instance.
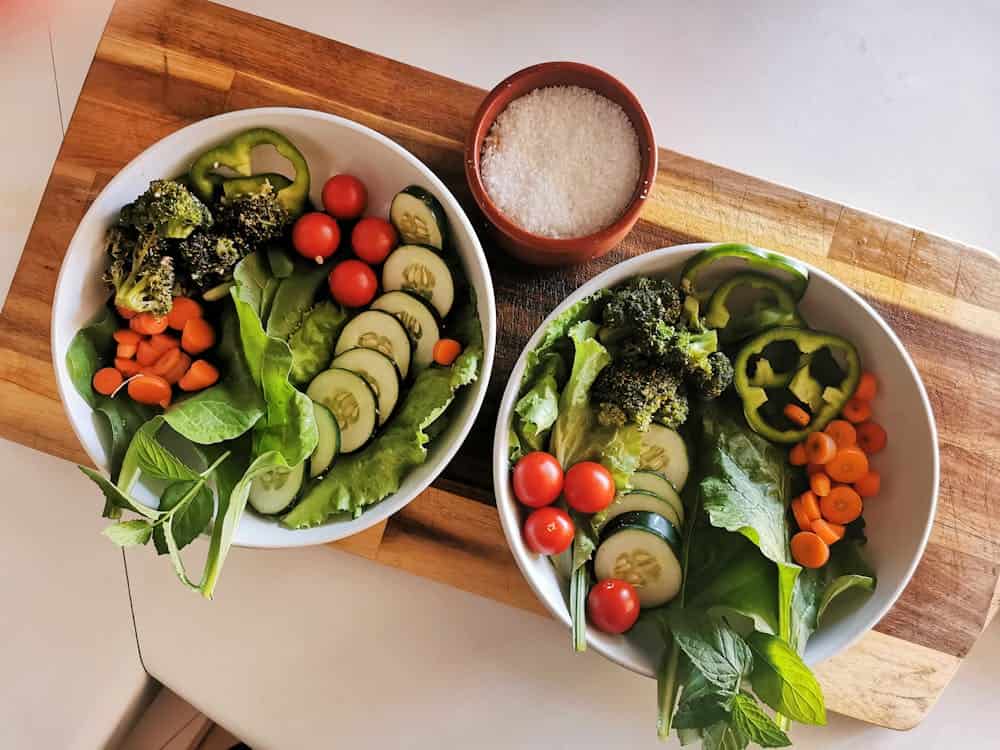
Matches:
[[2, 0, 997, 731]]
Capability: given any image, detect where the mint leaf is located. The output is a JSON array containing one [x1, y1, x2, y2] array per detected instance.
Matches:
[[80, 467, 158, 520], [102, 519, 153, 547], [117, 417, 198, 495], [747, 631, 826, 725], [701, 718, 748, 750], [153, 481, 214, 555], [731, 693, 792, 747], [667, 609, 752, 693], [673, 667, 734, 729]]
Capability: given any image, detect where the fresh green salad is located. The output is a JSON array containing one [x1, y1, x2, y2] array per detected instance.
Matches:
[[508, 245, 885, 747], [68, 127, 483, 597]]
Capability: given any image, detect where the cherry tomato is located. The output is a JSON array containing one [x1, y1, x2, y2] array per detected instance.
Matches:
[[292, 212, 340, 262], [512, 451, 564, 508], [563, 461, 615, 513], [328, 260, 378, 307], [587, 579, 640, 634], [351, 217, 398, 264], [322, 174, 368, 219], [523, 506, 574, 556]]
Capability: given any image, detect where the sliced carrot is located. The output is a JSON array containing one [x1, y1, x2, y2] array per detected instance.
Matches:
[[791, 532, 829, 569], [151, 347, 182, 378], [821, 485, 863, 524], [854, 371, 877, 402], [92, 367, 123, 396], [782, 403, 810, 427], [854, 470, 881, 498], [433, 338, 463, 366], [800, 490, 821, 521], [116, 342, 138, 359], [806, 462, 825, 476], [826, 447, 869, 483], [115, 357, 142, 377], [811, 518, 845, 545], [790, 498, 813, 532], [113, 329, 142, 346], [856, 422, 887, 454], [824, 420, 857, 449], [149, 333, 180, 355], [116, 304, 137, 320], [789, 443, 808, 466], [127, 374, 172, 408], [181, 318, 216, 355], [810, 471, 832, 497], [130, 313, 169, 335], [167, 297, 203, 331], [842, 397, 872, 424], [164, 352, 192, 386], [805, 431, 837, 465], [136, 340, 160, 366], [179, 359, 220, 392]]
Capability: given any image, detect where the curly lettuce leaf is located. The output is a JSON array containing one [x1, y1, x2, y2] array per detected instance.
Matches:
[[512, 352, 564, 456]]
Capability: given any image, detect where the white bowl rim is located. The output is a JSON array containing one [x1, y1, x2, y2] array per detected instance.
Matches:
[[492, 242, 939, 673], [51, 106, 497, 549]]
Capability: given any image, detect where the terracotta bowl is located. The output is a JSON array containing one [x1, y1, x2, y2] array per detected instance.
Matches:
[[465, 62, 658, 266]]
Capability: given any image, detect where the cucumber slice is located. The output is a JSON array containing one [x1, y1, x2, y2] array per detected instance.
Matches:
[[638, 425, 689, 491], [629, 471, 685, 523], [382, 245, 454, 318], [370, 291, 440, 371], [306, 368, 378, 453], [389, 185, 448, 249], [595, 511, 682, 608], [334, 310, 412, 379], [249, 461, 305, 515], [309, 401, 340, 478], [330, 347, 401, 426], [596, 490, 682, 531]]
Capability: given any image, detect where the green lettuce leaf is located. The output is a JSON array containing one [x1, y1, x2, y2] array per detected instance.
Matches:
[[512, 352, 564, 455]]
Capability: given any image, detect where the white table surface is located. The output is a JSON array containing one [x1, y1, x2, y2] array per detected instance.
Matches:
[[2, 1, 998, 748]]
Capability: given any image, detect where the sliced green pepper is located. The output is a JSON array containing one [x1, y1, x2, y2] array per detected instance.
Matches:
[[704, 272, 805, 345], [221, 173, 293, 200], [734, 327, 860, 443], [189, 128, 310, 216], [681, 244, 810, 301]]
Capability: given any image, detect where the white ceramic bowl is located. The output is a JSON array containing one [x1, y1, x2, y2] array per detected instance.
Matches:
[[52, 107, 496, 548], [493, 243, 937, 671]]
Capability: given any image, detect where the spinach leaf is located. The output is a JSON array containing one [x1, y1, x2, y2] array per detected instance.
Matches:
[[818, 574, 875, 620], [253, 335, 318, 467], [102, 519, 153, 547], [65, 304, 117, 407], [287, 301, 348, 386], [730, 693, 791, 747], [746, 631, 826, 725], [666, 609, 752, 694], [265, 261, 329, 340], [701, 718, 748, 750], [94, 397, 152, 480], [230, 252, 272, 318], [673, 666, 734, 730], [152, 480, 213, 555]]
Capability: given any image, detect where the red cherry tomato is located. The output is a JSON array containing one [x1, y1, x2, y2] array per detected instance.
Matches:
[[522, 507, 574, 556], [351, 217, 398, 264], [292, 212, 340, 262], [322, 174, 368, 220], [563, 461, 615, 513], [328, 260, 378, 307], [512, 451, 564, 508], [587, 579, 640, 634]]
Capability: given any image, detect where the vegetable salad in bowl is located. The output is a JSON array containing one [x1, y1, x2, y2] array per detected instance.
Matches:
[[56, 109, 494, 596], [495, 243, 936, 747]]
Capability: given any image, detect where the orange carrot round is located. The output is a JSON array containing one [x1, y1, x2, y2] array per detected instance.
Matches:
[[783, 404, 811, 427], [811, 518, 845, 545], [136, 340, 160, 366], [856, 422, 887, 454], [790, 499, 813, 532], [151, 347, 182, 378], [791, 532, 829, 568], [181, 318, 216, 355], [810, 471, 832, 497], [179, 359, 220, 392], [92, 367, 123, 396], [149, 333, 180, 355], [116, 304, 138, 320], [167, 297, 203, 331], [164, 352, 192, 385], [842, 397, 872, 424], [116, 342, 138, 359], [115, 357, 142, 377], [806, 462, 825, 476], [824, 420, 857, 449], [854, 470, 881, 497], [113, 329, 142, 346], [800, 490, 822, 521], [854, 371, 877, 401], [433, 338, 463, 366], [129, 313, 169, 336], [826, 447, 869, 483], [789, 443, 808, 466], [127, 374, 172, 408], [821, 485, 863, 524], [805, 431, 837, 465]]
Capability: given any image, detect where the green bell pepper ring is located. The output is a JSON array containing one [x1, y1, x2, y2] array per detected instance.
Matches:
[[705, 272, 805, 345], [734, 326, 860, 443], [189, 128, 310, 216], [680, 244, 811, 301], [221, 173, 293, 201]]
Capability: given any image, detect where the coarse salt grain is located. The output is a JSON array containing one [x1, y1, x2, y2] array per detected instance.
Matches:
[[480, 85, 641, 239]]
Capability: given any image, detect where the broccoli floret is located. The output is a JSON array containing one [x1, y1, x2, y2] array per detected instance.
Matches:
[[592, 362, 684, 430], [176, 231, 245, 293], [119, 180, 212, 239], [102, 225, 175, 316], [688, 350, 735, 400], [666, 327, 719, 373], [599, 277, 682, 355], [654, 383, 689, 428], [214, 190, 290, 249]]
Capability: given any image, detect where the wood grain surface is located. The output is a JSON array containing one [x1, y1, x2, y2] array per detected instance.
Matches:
[[1, 0, 997, 730]]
